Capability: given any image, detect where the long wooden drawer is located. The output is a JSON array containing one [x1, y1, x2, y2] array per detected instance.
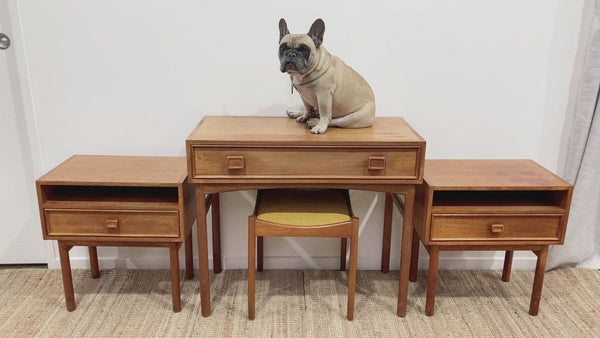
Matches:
[[430, 214, 562, 242], [191, 146, 421, 179], [45, 209, 179, 238]]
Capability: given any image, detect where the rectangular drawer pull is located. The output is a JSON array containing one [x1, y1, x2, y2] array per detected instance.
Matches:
[[368, 156, 386, 170], [490, 223, 504, 233], [227, 156, 245, 169], [105, 219, 119, 230]]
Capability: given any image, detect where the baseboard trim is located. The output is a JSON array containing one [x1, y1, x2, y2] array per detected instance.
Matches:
[[48, 254, 538, 270]]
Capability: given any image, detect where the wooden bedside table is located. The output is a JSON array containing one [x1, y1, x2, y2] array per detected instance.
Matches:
[[36, 155, 196, 312], [409, 159, 572, 316]]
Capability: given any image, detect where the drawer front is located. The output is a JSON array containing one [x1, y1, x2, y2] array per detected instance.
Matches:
[[192, 146, 421, 179], [430, 214, 562, 242], [45, 209, 179, 238]]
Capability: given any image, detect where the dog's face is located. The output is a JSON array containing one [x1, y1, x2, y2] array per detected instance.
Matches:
[[278, 19, 325, 75]]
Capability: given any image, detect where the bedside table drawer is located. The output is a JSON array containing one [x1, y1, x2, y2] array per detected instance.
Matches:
[[430, 215, 562, 242], [45, 209, 179, 238], [191, 146, 421, 179]]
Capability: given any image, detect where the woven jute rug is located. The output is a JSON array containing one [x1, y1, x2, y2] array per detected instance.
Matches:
[[0, 267, 598, 337]]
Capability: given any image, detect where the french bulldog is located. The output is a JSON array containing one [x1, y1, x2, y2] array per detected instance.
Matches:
[[279, 18, 375, 134]]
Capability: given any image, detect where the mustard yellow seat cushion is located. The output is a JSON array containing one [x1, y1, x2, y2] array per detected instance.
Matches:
[[256, 189, 351, 226]]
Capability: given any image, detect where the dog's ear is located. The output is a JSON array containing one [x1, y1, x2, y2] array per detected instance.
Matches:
[[307, 18, 325, 48], [279, 18, 290, 42]]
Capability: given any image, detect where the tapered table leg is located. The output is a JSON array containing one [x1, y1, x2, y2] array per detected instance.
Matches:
[[211, 193, 222, 274], [58, 242, 75, 311], [502, 250, 514, 282], [195, 186, 211, 317], [248, 216, 256, 320], [169, 243, 181, 312], [381, 193, 393, 273], [529, 246, 548, 316], [185, 229, 194, 279], [397, 186, 415, 317], [409, 229, 420, 282], [347, 218, 359, 320], [88, 246, 100, 278], [257, 236, 264, 272], [425, 245, 439, 316]]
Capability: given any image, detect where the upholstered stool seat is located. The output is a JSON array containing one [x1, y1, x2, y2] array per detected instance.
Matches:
[[257, 189, 352, 225], [248, 189, 359, 320]]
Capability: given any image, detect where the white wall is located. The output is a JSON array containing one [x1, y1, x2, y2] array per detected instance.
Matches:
[[7, 0, 585, 269]]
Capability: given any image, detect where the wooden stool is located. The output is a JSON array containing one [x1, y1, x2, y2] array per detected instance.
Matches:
[[248, 189, 359, 320]]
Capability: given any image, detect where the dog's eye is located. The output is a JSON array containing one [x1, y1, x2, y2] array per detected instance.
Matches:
[[297, 44, 310, 58], [279, 43, 289, 55]]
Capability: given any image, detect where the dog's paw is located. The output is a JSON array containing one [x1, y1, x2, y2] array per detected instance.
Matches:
[[296, 115, 309, 123], [310, 125, 327, 134], [306, 118, 319, 128], [286, 110, 304, 119], [310, 123, 328, 134]]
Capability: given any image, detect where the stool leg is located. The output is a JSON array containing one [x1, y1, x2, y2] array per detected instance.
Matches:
[[381, 193, 393, 273], [58, 242, 75, 311], [425, 246, 439, 316], [169, 243, 181, 312], [88, 246, 100, 279], [502, 250, 514, 282], [347, 218, 359, 320], [409, 229, 419, 282], [529, 246, 548, 316], [340, 238, 347, 271], [248, 216, 256, 320], [257, 236, 264, 272], [185, 228, 194, 279]]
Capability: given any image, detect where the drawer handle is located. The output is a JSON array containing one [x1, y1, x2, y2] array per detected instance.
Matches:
[[490, 224, 504, 233], [368, 156, 386, 170], [227, 156, 245, 170], [105, 219, 119, 230]]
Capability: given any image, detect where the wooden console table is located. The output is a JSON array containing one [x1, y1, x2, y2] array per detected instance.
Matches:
[[408, 159, 572, 316], [186, 116, 426, 317], [36, 155, 196, 312]]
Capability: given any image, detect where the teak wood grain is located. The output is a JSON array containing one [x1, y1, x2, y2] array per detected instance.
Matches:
[[186, 116, 425, 146], [37, 155, 188, 186], [36, 155, 198, 313], [186, 116, 426, 318], [406, 159, 572, 316]]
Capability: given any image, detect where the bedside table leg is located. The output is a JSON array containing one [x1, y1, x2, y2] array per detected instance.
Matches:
[[381, 193, 393, 273], [88, 246, 100, 278], [425, 246, 439, 316], [409, 229, 419, 282], [58, 242, 75, 311], [502, 250, 514, 282], [169, 243, 181, 312], [529, 245, 548, 316], [184, 230, 194, 279]]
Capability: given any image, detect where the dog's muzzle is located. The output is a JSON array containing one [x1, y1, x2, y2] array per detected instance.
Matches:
[[280, 57, 306, 74]]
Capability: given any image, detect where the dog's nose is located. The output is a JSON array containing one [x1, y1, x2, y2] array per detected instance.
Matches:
[[286, 51, 297, 58]]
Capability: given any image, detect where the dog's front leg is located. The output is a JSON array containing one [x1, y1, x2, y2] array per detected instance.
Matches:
[[308, 94, 332, 134], [286, 98, 315, 122]]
